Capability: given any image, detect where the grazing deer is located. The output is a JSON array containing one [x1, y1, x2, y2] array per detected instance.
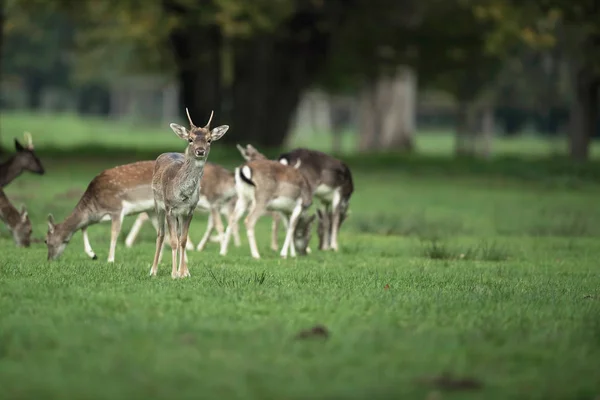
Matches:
[[0, 132, 45, 187], [149, 109, 228, 278], [46, 161, 156, 262], [124, 161, 241, 251], [220, 159, 315, 259], [0, 188, 32, 247], [278, 148, 353, 251], [235, 144, 302, 252]]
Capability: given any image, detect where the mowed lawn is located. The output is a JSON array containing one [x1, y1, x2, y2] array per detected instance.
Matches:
[[1, 114, 600, 399]]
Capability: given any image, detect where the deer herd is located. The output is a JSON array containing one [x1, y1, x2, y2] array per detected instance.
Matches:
[[0, 109, 354, 278]]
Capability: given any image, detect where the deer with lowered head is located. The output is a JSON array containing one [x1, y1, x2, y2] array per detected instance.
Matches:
[[46, 160, 156, 262], [0, 188, 32, 248], [149, 109, 229, 278], [124, 161, 241, 252], [1, 132, 45, 187], [278, 148, 353, 251], [219, 157, 316, 259]]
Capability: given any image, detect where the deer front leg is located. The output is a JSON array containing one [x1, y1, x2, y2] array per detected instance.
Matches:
[[108, 212, 124, 263], [330, 192, 342, 252], [281, 201, 302, 259], [270, 212, 279, 251], [177, 213, 193, 278], [220, 196, 247, 256], [125, 212, 149, 248], [82, 227, 97, 260], [166, 213, 179, 279], [244, 202, 263, 259], [196, 209, 215, 252], [150, 208, 166, 276]]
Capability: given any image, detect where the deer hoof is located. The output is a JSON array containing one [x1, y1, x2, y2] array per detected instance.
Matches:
[[92, 255, 98, 260]]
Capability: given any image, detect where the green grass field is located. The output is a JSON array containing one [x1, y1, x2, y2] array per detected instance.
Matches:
[[1, 112, 600, 399]]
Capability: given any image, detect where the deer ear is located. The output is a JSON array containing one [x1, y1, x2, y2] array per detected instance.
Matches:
[[14, 139, 25, 152], [20, 206, 28, 221], [236, 144, 245, 154], [169, 123, 189, 140], [47, 214, 55, 233], [210, 125, 229, 141]]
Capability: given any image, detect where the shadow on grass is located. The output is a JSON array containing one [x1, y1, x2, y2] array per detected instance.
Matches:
[[351, 212, 467, 239]]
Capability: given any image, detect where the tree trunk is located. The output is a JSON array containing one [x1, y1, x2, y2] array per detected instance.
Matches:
[[479, 105, 494, 159], [162, 0, 222, 127], [569, 67, 599, 161], [228, 3, 348, 148], [358, 80, 380, 151], [24, 73, 44, 110], [455, 101, 477, 156]]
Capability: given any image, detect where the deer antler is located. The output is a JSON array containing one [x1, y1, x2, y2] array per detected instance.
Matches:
[[23, 132, 33, 150], [185, 108, 196, 127], [204, 110, 214, 129]]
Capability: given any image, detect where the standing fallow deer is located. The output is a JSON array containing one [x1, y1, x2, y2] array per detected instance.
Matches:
[[278, 148, 353, 251], [0, 188, 32, 247], [149, 109, 229, 278], [235, 144, 302, 252], [220, 159, 315, 259], [46, 160, 156, 262], [124, 161, 241, 252], [0, 132, 45, 187]]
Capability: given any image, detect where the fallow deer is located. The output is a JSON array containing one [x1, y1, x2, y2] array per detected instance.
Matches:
[[278, 148, 353, 251], [0, 188, 32, 247], [316, 206, 351, 250], [0, 132, 45, 187], [235, 144, 302, 252], [149, 109, 229, 278], [219, 159, 315, 259], [46, 161, 156, 262], [124, 161, 241, 252]]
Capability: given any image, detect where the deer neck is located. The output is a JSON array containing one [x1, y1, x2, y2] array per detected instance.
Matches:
[[176, 148, 206, 198], [0, 156, 23, 186], [0, 195, 19, 228], [58, 206, 92, 240]]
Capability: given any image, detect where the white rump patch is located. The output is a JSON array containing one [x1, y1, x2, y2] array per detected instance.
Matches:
[[235, 167, 255, 201], [241, 165, 252, 181], [279, 157, 289, 165], [122, 199, 155, 215]]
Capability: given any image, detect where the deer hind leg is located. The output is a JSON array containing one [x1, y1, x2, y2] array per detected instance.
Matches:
[[177, 213, 193, 278], [329, 191, 342, 252], [220, 196, 247, 256], [82, 227, 98, 260], [270, 212, 280, 251], [196, 209, 216, 252], [125, 212, 149, 248], [244, 202, 264, 259], [108, 212, 124, 263], [150, 208, 166, 276], [281, 200, 303, 259]]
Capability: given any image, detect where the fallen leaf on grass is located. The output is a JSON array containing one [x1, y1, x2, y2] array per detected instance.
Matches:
[[295, 325, 329, 340], [384, 284, 390, 290], [415, 372, 483, 391]]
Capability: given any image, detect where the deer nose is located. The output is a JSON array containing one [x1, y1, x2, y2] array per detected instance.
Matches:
[[195, 148, 206, 157]]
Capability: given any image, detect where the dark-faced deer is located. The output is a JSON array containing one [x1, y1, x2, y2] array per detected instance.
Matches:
[[278, 148, 353, 251], [149, 109, 228, 278], [0, 188, 32, 247], [0, 132, 45, 187], [124, 161, 241, 252], [220, 159, 315, 259], [46, 161, 155, 262]]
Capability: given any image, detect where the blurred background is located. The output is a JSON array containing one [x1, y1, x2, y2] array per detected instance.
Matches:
[[0, 0, 599, 161]]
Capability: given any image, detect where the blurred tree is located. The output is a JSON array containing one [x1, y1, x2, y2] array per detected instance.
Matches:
[[2, 0, 73, 110]]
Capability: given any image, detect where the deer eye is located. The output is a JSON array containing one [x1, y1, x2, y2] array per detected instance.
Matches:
[[188, 138, 193, 143]]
